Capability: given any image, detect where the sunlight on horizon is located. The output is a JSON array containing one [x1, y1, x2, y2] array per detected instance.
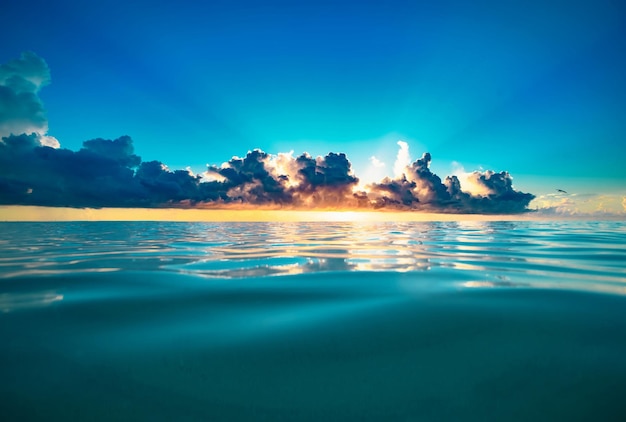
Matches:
[[0, 205, 574, 223]]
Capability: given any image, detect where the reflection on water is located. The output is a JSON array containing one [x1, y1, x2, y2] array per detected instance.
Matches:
[[1, 221, 626, 421], [1, 221, 625, 293], [0, 291, 63, 313]]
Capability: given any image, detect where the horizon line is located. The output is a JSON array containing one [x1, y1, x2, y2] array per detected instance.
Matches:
[[1, 206, 623, 223]]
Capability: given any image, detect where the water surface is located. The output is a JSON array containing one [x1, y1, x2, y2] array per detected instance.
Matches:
[[1, 221, 625, 420]]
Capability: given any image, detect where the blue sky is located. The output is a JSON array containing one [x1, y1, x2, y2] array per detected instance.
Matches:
[[2, 0, 625, 214]]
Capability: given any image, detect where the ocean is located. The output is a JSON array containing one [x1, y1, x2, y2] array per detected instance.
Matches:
[[1, 220, 625, 421]]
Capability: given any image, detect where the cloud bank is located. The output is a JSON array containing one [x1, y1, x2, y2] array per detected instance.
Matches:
[[532, 192, 626, 218], [0, 53, 535, 214]]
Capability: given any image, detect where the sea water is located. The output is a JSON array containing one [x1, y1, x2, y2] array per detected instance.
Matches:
[[1, 220, 625, 421]]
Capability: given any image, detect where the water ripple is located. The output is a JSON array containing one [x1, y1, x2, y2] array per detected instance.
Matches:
[[0, 221, 625, 294]]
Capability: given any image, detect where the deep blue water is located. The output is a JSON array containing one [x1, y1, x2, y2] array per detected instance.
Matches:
[[1, 221, 626, 421]]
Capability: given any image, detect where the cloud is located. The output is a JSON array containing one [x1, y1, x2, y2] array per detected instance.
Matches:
[[445, 171, 536, 214], [0, 52, 536, 214], [532, 193, 626, 217], [0, 131, 535, 212], [393, 140, 411, 178], [294, 152, 360, 207], [367, 150, 535, 214], [0, 52, 59, 148], [204, 150, 360, 208], [0, 134, 145, 207], [370, 156, 385, 168], [449, 162, 493, 197], [206, 149, 293, 205]]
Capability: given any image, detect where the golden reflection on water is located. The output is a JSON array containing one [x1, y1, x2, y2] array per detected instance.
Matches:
[[0, 220, 624, 295]]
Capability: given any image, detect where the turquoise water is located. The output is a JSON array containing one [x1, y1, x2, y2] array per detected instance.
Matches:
[[1, 221, 626, 420]]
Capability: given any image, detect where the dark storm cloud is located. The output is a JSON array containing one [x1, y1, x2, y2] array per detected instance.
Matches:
[[407, 153, 451, 202], [206, 149, 292, 205], [445, 171, 536, 214], [1, 134, 144, 207], [0, 132, 534, 212], [368, 152, 453, 209], [295, 152, 358, 190], [368, 176, 418, 208], [290, 152, 359, 207], [82, 136, 141, 167], [204, 150, 359, 207], [368, 153, 535, 214], [0, 52, 535, 213]]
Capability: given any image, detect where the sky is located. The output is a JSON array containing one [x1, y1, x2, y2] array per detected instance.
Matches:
[[1, 0, 625, 217]]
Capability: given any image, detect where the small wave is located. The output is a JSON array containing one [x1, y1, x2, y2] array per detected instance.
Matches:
[[0, 221, 624, 294]]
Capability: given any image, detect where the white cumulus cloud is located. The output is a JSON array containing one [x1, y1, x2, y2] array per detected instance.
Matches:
[[393, 140, 411, 178], [370, 156, 385, 168]]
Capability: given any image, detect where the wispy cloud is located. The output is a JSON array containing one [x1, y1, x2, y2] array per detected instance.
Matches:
[[531, 192, 626, 218], [370, 156, 385, 168]]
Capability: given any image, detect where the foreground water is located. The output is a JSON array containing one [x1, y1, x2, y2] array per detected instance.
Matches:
[[1, 220, 625, 421]]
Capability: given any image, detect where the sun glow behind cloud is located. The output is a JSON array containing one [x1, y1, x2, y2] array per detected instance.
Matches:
[[3, 51, 624, 218], [0, 52, 537, 215]]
